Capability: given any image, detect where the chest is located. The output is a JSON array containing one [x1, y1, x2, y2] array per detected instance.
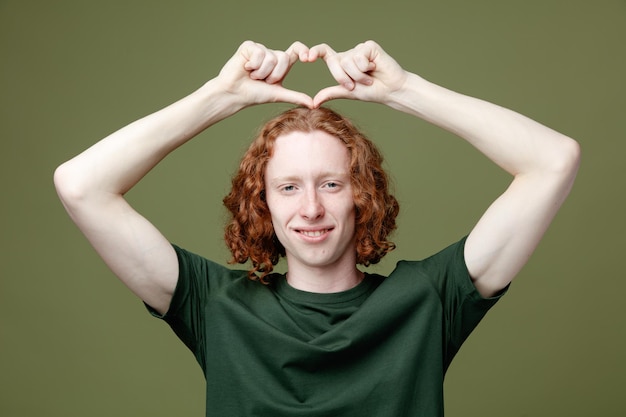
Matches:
[[198, 278, 446, 416]]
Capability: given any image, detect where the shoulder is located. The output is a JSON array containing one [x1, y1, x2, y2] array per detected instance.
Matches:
[[392, 236, 469, 281], [171, 244, 260, 293]]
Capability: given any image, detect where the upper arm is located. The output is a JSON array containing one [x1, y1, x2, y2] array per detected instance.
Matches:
[[464, 140, 580, 298], [55, 166, 178, 315]]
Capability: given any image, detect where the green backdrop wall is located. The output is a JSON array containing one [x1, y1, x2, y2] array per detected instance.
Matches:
[[1, 1, 624, 416]]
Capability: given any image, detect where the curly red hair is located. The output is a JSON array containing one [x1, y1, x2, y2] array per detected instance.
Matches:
[[223, 107, 399, 282]]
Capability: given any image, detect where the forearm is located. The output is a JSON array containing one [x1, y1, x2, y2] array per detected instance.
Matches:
[[311, 40, 581, 295], [388, 73, 580, 177], [389, 74, 580, 294], [52, 40, 314, 313]]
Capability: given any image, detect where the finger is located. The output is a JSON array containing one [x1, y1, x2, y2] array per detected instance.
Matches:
[[242, 42, 266, 72], [355, 53, 376, 73], [312, 44, 368, 90], [285, 41, 310, 64], [340, 56, 374, 86], [312, 85, 354, 108], [266, 41, 309, 84], [272, 85, 314, 108], [308, 43, 336, 63], [249, 50, 279, 80], [354, 53, 376, 80], [324, 55, 356, 90], [351, 41, 380, 83], [265, 51, 292, 84]]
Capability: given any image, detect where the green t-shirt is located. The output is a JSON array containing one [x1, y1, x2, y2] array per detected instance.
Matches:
[[150, 236, 505, 416]]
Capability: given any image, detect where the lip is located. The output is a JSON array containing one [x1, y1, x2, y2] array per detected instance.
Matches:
[[294, 227, 334, 241]]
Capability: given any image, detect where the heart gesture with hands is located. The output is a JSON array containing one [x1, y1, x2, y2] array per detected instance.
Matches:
[[55, 30, 580, 411], [217, 40, 410, 110]]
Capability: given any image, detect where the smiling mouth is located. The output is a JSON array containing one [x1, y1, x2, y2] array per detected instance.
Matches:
[[298, 229, 331, 237]]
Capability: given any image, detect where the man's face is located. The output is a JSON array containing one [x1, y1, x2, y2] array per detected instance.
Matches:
[[264, 130, 356, 273]]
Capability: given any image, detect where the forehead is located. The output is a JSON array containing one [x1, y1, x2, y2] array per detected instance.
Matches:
[[266, 130, 350, 177]]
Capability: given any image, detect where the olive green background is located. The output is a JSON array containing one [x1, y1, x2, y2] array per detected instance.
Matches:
[[1, 0, 624, 416]]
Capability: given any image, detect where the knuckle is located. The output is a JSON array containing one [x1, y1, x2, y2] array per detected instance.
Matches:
[[240, 40, 258, 52]]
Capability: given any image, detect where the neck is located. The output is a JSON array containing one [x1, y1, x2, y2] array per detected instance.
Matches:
[[285, 263, 364, 293]]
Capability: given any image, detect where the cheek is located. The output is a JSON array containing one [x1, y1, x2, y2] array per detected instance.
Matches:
[[335, 197, 357, 227], [266, 196, 291, 226], [264, 192, 279, 214]]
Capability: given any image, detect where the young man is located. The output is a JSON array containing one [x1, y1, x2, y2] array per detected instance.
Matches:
[[54, 40, 580, 416]]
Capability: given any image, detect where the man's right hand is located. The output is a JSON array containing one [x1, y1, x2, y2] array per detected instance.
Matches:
[[216, 40, 314, 109]]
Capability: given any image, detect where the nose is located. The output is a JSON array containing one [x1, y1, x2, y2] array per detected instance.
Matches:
[[299, 189, 325, 220]]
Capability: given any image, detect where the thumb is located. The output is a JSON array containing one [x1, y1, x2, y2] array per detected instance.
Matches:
[[313, 85, 354, 108], [272, 85, 314, 108]]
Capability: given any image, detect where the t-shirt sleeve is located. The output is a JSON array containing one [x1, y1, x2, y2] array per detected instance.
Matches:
[[144, 244, 218, 365], [422, 236, 508, 368]]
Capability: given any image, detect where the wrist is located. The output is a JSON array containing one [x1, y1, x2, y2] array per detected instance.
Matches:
[[194, 78, 248, 121], [385, 72, 433, 116]]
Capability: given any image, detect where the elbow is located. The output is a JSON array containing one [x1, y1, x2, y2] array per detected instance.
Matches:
[[521, 136, 581, 192], [542, 136, 581, 194], [557, 137, 581, 179], [537, 135, 581, 180], [53, 161, 88, 208]]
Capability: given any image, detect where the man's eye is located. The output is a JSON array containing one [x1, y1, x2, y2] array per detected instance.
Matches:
[[282, 185, 295, 192], [325, 182, 338, 188]]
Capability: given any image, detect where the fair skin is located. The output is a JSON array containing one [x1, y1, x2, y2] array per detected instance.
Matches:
[[309, 41, 580, 297], [54, 40, 579, 316], [54, 41, 312, 315], [265, 130, 361, 293]]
